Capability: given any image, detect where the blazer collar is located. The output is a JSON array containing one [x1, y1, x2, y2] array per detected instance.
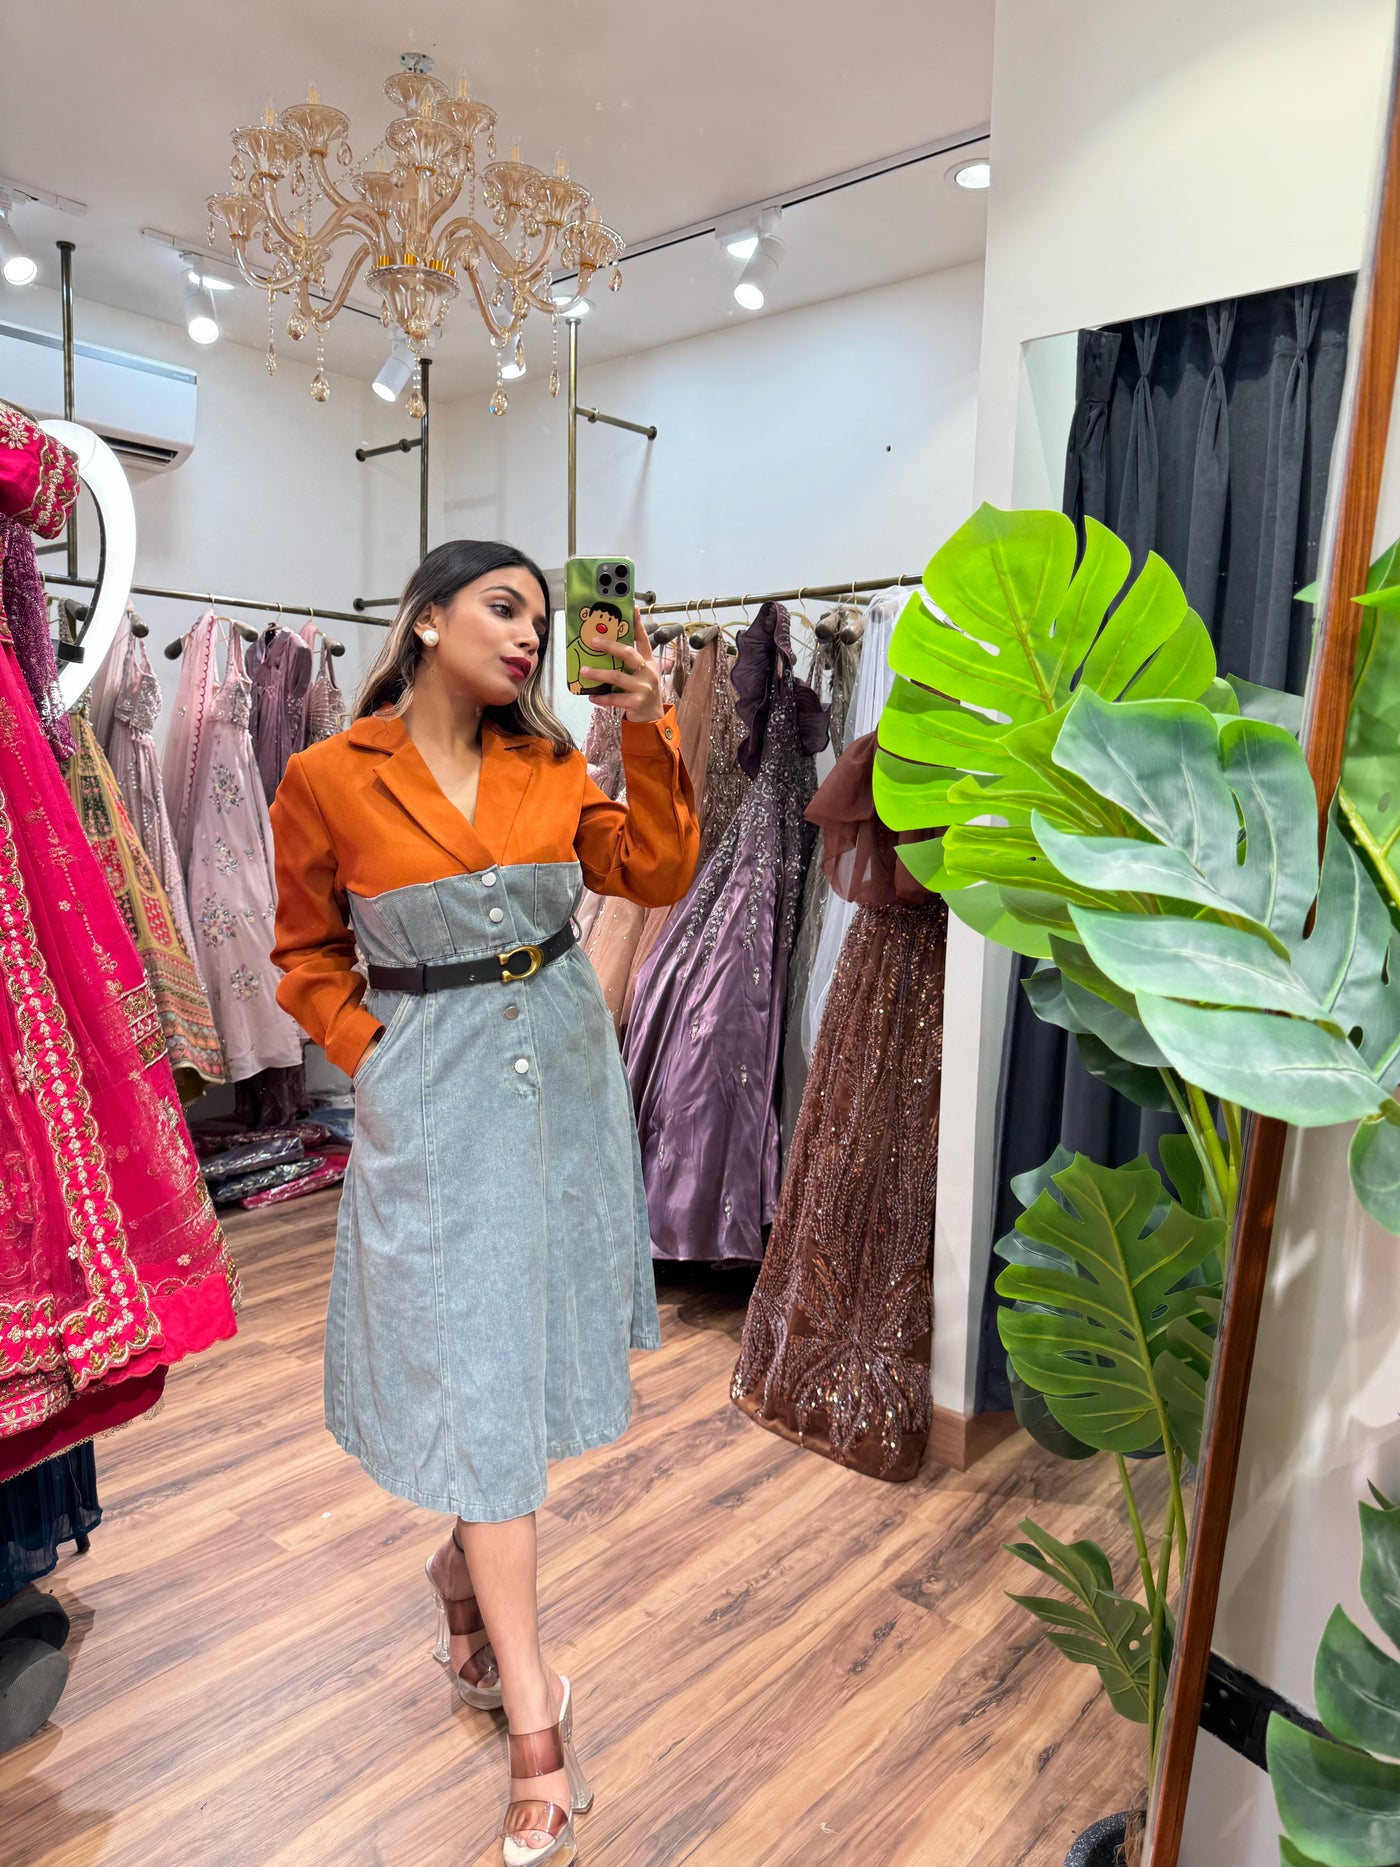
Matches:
[[356, 714, 538, 871]]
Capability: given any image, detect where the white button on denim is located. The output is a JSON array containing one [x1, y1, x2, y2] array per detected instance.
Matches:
[[489, 907, 504, 924], [514, 1057, 529, 1074], [482, 871, 498, 887]]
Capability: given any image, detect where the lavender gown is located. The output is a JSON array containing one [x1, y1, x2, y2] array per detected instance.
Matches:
[[624, 603, 828, 1262]]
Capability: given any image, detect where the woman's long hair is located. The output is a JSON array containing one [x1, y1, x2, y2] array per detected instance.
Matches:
[[355, 540, 574, 757]]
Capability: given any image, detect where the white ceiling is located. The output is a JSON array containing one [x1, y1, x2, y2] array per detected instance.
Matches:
[[0, 0, 993, 396]]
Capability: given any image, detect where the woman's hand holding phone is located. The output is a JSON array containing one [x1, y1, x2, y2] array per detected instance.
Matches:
[[579, 615, 664, 724]]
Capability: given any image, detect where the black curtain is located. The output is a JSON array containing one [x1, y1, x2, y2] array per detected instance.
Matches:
[[977, 274, 1355, 1413]]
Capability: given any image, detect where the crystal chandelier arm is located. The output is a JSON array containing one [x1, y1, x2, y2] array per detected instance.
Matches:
[[315, 238, 375, 323], [454, 259, 523, 345], [307, 150, 363, 215]]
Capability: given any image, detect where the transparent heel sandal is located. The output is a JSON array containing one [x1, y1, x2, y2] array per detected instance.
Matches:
[[500, 1675, 592, 1867], [425, 1530, 503, 1712]]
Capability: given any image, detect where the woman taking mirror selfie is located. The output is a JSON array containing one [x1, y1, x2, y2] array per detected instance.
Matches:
[[268, 540, 698, 1866]]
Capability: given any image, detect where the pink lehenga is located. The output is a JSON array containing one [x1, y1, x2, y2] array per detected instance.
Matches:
[[168, 613, 303, 1083], [0, 415, 238, 1481]]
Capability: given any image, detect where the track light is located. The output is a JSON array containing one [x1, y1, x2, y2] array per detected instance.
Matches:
[[183, 277, 219, 345], [734, 234, 785, 312], [372, 339, 415, 402], [551, 284, 590, 321], [0, 197, 36, 287]]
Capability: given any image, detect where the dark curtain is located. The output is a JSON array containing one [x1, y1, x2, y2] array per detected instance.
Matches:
[[977, 274, 1355, 1413]]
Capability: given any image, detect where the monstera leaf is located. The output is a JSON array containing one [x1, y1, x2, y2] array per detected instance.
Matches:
[[1269, 1496, 1400, 1865], [1030, 689, 1400, 1231], [1338, 539, 1400, 924], [995, 1152, 1224, 1455], [873, 505, 1220, 952], [1005, 1518, 1162, 1725]]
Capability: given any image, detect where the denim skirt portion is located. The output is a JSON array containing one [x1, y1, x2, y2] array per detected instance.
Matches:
[[327, 860, 661, 1521]]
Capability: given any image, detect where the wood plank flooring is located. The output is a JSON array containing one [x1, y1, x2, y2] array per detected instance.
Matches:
[[0, 1192, 1151, 1867]]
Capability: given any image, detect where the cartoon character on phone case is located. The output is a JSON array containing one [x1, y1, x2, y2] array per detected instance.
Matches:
[[568, 601, 628, 689]]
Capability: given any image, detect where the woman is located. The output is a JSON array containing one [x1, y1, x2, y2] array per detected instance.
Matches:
[[270, 541, 698, 1866]]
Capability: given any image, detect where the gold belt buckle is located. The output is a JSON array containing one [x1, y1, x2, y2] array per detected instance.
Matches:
[[499, 943, 545, 983]]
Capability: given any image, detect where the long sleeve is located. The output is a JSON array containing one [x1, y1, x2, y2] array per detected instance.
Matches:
[[268, 752, 382, 1077], [574, 708, 700, 908]]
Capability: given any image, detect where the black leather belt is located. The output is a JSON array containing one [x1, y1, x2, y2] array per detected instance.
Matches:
[[366, 920, 579, 994]]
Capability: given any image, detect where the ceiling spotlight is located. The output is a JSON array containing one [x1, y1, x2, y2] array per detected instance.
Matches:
[[0, 196, 36, 287], [734, 234, 785, 312], [551, 284, 590, 321], [716, 204, 781, 265], [949, 157, 991, 191], [372, 339, 415, 402], [184, 277, 220, 345], [183, 267, 237, 292], [726, 232, 759, 261]]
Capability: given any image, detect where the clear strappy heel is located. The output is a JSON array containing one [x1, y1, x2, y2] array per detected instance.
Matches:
[[425, 1528, 504, 1712], [500, 1674, 593, 1867]]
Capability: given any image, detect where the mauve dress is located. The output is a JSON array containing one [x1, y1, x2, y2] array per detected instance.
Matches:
[[248, 627, 313, 802], [624, 604, 828, 1262]]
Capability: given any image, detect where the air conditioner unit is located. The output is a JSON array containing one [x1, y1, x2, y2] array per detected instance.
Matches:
[[0, 321, 196, 473]]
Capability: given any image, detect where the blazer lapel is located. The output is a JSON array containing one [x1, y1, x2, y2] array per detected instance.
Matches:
[[363, 718, 497, 874], [474, 725, 538, 860]]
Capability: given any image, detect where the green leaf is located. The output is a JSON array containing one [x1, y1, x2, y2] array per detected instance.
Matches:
[[1009, 1372, 1098, 1461], [995, 1153, 1224, 1453], [1153, 1298, 1218, 1466], [1350, 1115, 1400, 1235], [1136, 997, 1384, 1126], [1268, 1713, 1400, 1865], [1074, 1034, 1178, 1111], [1339, 546, 1400, 923], [1124, 610, 1218, 704], [1228, 673, 1305, 735], [1070, 909, 1331, 1021], [1006, 1518, 1116, 1600], [1006, 1520, 1156, 1725], [1279, 1840, 1331, 1867], [1159, 1132, 1209, 1219], [1315, 1605, 1400, 1762], [1360, 1501, 1400, 1654], [944, 882, 1056, 958]]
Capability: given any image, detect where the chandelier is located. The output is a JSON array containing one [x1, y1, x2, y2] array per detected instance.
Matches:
[[206, 53, 624, 415]]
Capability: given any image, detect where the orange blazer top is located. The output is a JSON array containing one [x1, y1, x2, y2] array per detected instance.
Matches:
[[268, 708, 699, 1079]]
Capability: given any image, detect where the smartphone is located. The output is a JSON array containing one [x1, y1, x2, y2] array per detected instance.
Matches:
[[565, 556, 637, 697]]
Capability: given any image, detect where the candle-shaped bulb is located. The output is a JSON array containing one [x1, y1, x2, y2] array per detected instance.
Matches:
[[456, 70, 471, 100], [262, 95, 277, 127], [308, 81, 319, 105], [554, 148, 569, 178], [586, 204, 600, 224], [510, 138, 522, 163]]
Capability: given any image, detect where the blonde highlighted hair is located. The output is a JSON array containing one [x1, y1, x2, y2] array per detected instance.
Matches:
[[355, 539, 574, 757]]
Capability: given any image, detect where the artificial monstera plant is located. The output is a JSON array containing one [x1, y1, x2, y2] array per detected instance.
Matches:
[[873, 503, 1400, 1795], [1268, 1489, 1400, 1866]]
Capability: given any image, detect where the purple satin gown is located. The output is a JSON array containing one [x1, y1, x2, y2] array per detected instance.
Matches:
[[624, 603, 828, 1262]]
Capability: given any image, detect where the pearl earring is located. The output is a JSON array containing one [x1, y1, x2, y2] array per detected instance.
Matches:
[[420, 627, 440, 647]]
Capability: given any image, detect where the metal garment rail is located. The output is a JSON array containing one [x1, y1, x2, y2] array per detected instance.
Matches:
[[44, 573, 379, 632], [640, 573, 920, 617]]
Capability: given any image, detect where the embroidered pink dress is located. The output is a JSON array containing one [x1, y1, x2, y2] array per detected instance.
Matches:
[[179, 616, 302, 1082], [0, 413, 237, 1480]]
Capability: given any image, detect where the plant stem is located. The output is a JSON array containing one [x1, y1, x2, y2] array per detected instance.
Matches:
[[1187, 1081, 1232, 1222], [1161, 1071, 1226, 1220], [1117, 1454, 1158, 1611], [1147, 1507, 1177, 1776], [1222, 1098, 1243, 1224], [1165, 1439, 1189, 1585]]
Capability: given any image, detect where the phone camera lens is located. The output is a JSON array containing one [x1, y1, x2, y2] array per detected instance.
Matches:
[[598, 574, 612, 592], [615, 581, 629, 596]]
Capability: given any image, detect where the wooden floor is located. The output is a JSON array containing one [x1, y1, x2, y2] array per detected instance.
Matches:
[[1, 1193, 1148, 1867]]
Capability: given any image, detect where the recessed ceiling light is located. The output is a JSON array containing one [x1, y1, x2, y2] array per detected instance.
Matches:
[[949, 157, 991, 191]]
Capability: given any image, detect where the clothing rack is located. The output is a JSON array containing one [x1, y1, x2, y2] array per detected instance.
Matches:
[[640, 573, 920, 619], [45, 574, 356, 651]]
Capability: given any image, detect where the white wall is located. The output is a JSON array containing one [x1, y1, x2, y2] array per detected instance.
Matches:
[[2, 283, 431, 716], [442, 262, 984, 614], [971, 0, 1400, 1858]]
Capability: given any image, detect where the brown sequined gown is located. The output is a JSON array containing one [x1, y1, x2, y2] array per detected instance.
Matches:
[[732, 732, 948, 1481]]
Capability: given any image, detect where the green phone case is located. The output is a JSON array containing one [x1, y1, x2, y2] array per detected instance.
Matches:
[[565, 556, 637, 695]]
